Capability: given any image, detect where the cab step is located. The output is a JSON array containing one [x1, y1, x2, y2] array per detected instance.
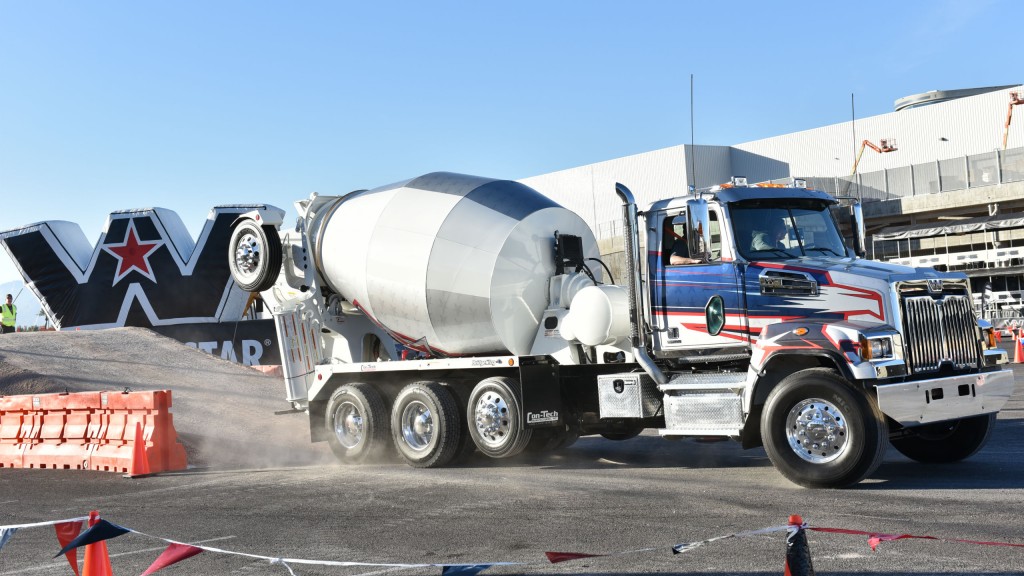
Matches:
[[659, 371, 747, 437]]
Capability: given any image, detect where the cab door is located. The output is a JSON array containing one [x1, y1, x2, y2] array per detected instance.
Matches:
[[648, 208, 748, 354]]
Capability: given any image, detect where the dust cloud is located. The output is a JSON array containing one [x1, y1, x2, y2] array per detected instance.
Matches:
[[0, 327, 334, 471]]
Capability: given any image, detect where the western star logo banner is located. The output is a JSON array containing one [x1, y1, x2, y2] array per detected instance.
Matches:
[[0, 206, 280, 365]]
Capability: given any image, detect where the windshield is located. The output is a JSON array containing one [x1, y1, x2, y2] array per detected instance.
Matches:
[[730, 200, 847, 261]]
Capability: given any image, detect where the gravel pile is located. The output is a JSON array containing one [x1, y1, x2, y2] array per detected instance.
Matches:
[[0, 327, 333, 470]]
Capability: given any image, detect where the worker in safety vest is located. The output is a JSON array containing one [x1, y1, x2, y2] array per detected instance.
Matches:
[[1, 293, 16, 334]]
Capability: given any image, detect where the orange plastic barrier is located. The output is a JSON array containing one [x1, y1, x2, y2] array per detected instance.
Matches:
[[0, 390, 187, 474]]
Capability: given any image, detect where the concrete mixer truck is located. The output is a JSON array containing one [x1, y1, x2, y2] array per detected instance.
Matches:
[[227, 172, 1013, 487]]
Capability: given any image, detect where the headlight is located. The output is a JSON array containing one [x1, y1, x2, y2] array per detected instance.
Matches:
[[858, 335, 894, 361]]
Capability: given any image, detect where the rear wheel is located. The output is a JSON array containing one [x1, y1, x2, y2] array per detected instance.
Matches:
[[761, 368, 887, 488], [391, 382, 462, 468], [467, 377, 532, 458], [228, 220, 282, 292], [324, 384, 389, 463], [891, 413, 995, 463]]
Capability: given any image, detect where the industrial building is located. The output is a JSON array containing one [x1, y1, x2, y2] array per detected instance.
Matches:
[[519, 84, 1024, 320]]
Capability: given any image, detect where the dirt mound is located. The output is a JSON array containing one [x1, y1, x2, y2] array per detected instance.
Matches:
[[0, 327, 333, 470]]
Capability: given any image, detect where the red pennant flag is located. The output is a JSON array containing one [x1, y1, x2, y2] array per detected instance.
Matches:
[[141, 543, 203, 575], [54, 520, 83, 576], [544, 551, 605, 564]]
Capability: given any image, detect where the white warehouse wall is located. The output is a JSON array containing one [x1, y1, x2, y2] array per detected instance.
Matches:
[[519, 144, 732, 234], [520, 84, 1024, 234], [733, 85, 1024, 176]]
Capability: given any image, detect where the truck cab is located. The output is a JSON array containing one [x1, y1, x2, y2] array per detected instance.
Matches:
[[647, 185, 868, 358], [627, 180, 1013, 487]]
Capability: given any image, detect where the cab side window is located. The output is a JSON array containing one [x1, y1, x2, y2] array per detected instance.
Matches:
[[662, 215, 689, 266], [664, 211, 722, 266], [708, 211, 722, 261]]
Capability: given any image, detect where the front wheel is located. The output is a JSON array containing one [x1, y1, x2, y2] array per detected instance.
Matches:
[[890, 413, 995, 463], [761, 368, 887, 488], [391, 382, 462, 468], [324, 384, 390, 464]]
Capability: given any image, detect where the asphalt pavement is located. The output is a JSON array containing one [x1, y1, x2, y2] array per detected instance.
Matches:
[[1, 336, 1023, 575]]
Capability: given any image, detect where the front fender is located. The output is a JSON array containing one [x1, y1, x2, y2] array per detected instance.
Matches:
[[751, 319, 900, 382], [230, 205, 287, 229]]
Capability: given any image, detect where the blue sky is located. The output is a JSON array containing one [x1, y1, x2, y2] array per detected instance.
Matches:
[[0, 0, 1015, 285]]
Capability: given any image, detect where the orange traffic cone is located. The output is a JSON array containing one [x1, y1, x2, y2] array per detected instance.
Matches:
[[125, 421, 151, 478], [1015, 333, 1023, 364], [82, 510, 114, 576], [784, 515, 815, 576]]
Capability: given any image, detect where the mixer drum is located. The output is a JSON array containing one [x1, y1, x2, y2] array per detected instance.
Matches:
[[310, 172, 600, 356]]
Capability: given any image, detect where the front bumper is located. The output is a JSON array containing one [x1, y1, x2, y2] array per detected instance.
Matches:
[[875, 369, 1014, 427]]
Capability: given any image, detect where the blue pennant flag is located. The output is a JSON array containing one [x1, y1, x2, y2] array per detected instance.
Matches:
[[0, 527, 17, 553], [54, 519, 130, 558], [441, 564, 493, 575]]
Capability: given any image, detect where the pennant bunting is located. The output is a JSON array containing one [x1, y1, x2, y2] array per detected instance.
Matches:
[[54, 519, 131, 558], [672, 524, 793, 555], [544, 551, 606, 564], [54, 520, 84, 576], [141, 542, 204, 575], [809, 526, 1024, 552], [270, 558, 297, 576], [0, 517, 89, 530], [6, 510, 1024, 574], [441, 563, 494, 575], [0, 528, 17, 553], [671, 541, 703, 555]]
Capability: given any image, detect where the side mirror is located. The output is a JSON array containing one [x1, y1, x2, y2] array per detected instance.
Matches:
[[851, 203, 866, 258], [685, 199, 712, 262]]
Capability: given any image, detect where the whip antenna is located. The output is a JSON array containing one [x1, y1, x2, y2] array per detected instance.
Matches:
[[690, 74, 698, 196]]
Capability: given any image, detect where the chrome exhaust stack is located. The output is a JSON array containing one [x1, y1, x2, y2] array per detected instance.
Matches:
[[614, 183, 668, 385]]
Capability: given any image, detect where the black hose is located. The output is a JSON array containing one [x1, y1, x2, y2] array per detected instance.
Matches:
[[586, 258, 615, 285]]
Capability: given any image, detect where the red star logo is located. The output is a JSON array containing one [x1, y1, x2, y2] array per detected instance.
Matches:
[[102, 220, 164, 285]]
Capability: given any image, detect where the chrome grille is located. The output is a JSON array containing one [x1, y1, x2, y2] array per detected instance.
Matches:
[[902, 295, 978, 373]]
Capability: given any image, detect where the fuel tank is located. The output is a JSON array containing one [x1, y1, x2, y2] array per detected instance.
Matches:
[[306, 172, 600, 356]]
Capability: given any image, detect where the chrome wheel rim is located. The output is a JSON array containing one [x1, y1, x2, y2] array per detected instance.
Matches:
[[400, 400, 433, 452], [473, 390, 511, 448], [786, 398, 848, 463], [333, 401, 363, 449], [233, 232, 261, 279]]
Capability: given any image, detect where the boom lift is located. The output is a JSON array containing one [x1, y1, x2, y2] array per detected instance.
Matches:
[[851, 138, 898, 175], [1004, 91, 1023, 150]]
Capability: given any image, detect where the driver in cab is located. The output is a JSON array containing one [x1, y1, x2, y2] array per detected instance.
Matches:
[[751, 218, 788, 251]]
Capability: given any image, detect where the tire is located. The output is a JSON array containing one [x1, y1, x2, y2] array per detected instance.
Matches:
[[890, 413, 995, 463], [760, 368, 887, 488], [391, 382, 462, 468], [467, 377, 533, 459], [228, 220, 282, 292], [526, 422, 580, 453], [324, 384, 390, 464]]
